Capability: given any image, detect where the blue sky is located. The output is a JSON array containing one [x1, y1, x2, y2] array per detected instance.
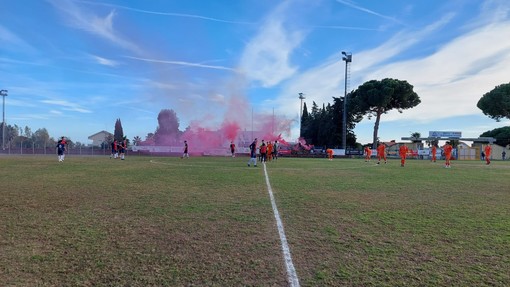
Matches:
[[1, 0, 510, 145]]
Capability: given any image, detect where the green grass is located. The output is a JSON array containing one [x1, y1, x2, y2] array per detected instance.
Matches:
[[1, 155, 509, 286]]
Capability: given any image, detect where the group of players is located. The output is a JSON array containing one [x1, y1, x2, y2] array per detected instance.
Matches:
[[363, 142, 493, 168], [55, 137, 129, 162], [58, 136, 494, 168], [246, 138, 280, 167], [110, 139, 128, 160]]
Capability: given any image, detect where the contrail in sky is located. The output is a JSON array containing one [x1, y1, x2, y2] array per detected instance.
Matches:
[[124, 56, 238, 72], [75, 0, 257, 25], [336, 0, 406, 26]]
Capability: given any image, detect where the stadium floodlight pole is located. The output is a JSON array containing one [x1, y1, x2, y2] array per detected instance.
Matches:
[[0, 90, 7, 150], [341, 51, 352, 150], [298, 93, 305, 137]]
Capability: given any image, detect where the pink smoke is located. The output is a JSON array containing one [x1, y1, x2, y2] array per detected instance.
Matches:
[[221, 121, 241, 142], [295, 137, 313, 151], [138, 74, 295, 152]]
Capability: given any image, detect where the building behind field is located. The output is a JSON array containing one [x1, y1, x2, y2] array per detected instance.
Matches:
[[88, 131, 113, 147], [472, 143, 509, 160]]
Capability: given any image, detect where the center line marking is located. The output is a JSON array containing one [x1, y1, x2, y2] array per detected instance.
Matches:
[[263, 162, 300, 287]]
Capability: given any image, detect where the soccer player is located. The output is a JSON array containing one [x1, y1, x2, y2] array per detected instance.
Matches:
[[258, 140, 265, 162], [110, 140, 118, 159], [259, 141, 267, 162], [273, 140, 279, 161], [56, 136, 66, 162], [182, 140, 189, 159], [399, 144, 409, 167], [326, 148, 334, 160], [266, 141, 273, 162], [247, 138, 258, 167], [60, 136, 67, 161], [230, 141, 236, 158], [443, 141, 453, 168], [119, 139, 127, 160], [484, 144, 492, 165], [431, 145, 437, 162], [364, 146, 372, 162], [377, 143, 387, 164]]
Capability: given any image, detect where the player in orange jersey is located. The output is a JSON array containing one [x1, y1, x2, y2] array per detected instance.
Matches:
[[266, 141, 273, 162], [431, 145, 437, 162], [443, 141, 453, 168], [399, 144, 409, 167], [364, 146, 372, 162], [326, 148, 334, 160], [376, 143, 386, 164], [484, 144, 492, 165]]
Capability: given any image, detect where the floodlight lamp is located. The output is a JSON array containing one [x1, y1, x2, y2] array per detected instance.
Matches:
[[341, 51, 347, 56]]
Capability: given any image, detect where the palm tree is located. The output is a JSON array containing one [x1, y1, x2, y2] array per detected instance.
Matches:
[[410, 132, 421, 142], [410, 132, 423, 149], [133, 136, 142, 146]]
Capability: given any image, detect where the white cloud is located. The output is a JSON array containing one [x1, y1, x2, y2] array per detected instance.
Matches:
[[211, 94, 226, 103], [274, 8, 510, 130], [336, 0, 406, 26], [75, 0, 256, 25], [272, 12, 457, 122], [40, 100, 92, 113], [48, 0, 140, 53], [124, 56, 236, 71], [368, 20, 510, 122], [63, 107, 93, 113], [90, 54, 119, 67], [11, 114, 50, 121], [239, 3, 305, 87], [0, 25, 35, 52]]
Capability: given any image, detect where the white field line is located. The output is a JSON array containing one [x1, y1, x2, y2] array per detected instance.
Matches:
[[263, 162, 300, 287]]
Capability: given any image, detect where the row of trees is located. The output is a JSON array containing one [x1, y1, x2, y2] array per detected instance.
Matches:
[[118, 109, 183, 146], [2, 81, 508, 151], [477, 83, 510, 147], [0, 124, 84, 150], [300, 78, 421, 149], [0, 116, 156, 151], [300, 99, 360, 149], [301, 79, 510, 149], [120, 80, 509, 149]]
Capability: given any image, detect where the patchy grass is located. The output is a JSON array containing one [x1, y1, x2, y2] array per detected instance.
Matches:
[[268, 158, 510, 286], [1, 155, 509, 286]]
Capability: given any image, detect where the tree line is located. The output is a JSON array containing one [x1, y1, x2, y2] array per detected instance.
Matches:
[[2, 80, 508, 150], [0, 124, 81, 150], [301, 78, 421, 149], [301, 79, 510, 148]]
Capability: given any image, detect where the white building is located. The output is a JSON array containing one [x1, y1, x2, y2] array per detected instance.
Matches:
[[88, 131, 113, 147]]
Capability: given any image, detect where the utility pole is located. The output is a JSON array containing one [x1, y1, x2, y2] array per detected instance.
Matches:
[[341, 52, 352, 150], [298, 93, 305, 137], [0, 90, 8, 150]]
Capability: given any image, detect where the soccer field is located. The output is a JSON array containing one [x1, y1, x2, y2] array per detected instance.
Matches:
[[1, 155, 509, 286]]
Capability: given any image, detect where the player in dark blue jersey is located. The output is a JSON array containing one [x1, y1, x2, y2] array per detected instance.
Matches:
[[56, 136, 66, 162], [110, 140, 118, 159], [247, 138, 258, 167], [119, 139, 127, 160], [182, 140, 189, 159]]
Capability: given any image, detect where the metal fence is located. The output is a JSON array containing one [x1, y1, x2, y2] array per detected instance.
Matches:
[[0, 146, 111, 156]]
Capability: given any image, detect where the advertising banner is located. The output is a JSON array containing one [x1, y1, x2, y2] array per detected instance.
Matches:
[[428, 131, 462, 138]]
